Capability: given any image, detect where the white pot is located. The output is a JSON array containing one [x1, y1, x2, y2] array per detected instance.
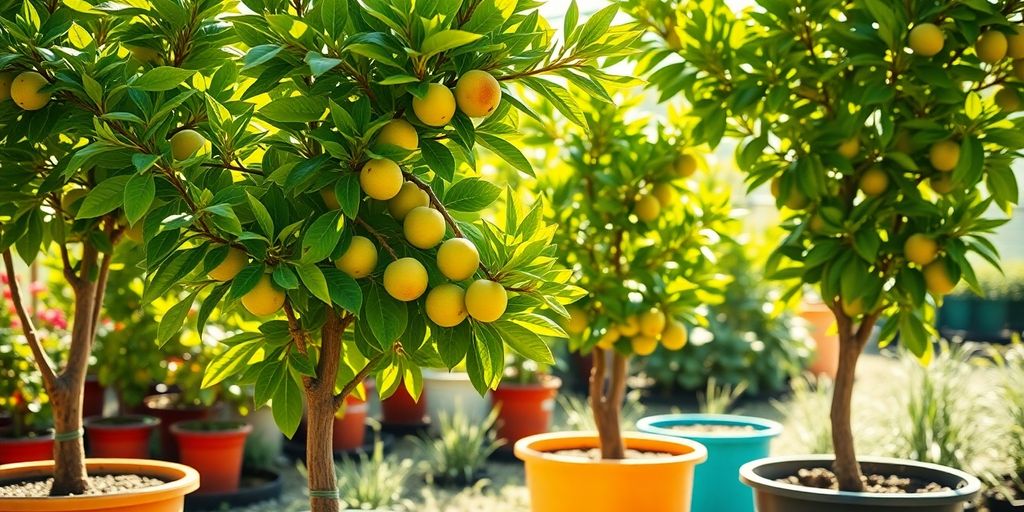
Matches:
[[422, 369, 491, 432]]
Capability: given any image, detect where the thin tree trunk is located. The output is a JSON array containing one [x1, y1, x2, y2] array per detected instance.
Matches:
[[48, 381, 87, 496], [305, 312, 342, 512], [830, 326, 864, 491], [589, 348, 626, 460]]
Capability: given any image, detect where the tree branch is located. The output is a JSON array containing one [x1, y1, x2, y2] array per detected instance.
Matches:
[[355, 218, 398, 259], [2, 251, 58, 389], [333, 348, 387, 409]]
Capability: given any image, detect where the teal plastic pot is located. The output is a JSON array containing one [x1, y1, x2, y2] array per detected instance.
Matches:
[[973, 298, 1008, 336], [637, 414, 782, 512], [939, 295, 972, 331], [1010, 300, 1024, 331]]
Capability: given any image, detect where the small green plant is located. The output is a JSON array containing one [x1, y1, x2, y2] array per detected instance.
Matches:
[[335, 434, 414, 510], [557, 390, 647, 433], [773, 375, 834, 455], [698, 378, 747, 415], [416, 407, 503, 487]]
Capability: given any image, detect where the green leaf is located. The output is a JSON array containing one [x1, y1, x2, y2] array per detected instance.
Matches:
[[197, 282, 230, 336], [228, 263, 267, 300], [420, 139, 456, 181], [420, 30, 482, 57], [335, 173, 361, 219], [258, 96, 327, 123], [123, 173, 155, 225], [247, 193, 275, 237], [296, 263, 332, 304], [254, 360, 285, 406], [272, 265, 299, 289], [157, 291, 197, 346], [77, 175, 131, 219], [320, 0, 348, 39], [364, 284, 407, 347], [131, 66, 196, 91], [305, 52, 343, 77], [444, 177, 501, 212], [323, 267, 362, 313], [201, 336, 262, 388], [435, 321, 472, 368], [132, 153, 160, 173], [476, 133, 533, 176], [300, 211, 344, 263], [272, 374, 303, 438], [494, 320, 554, 364]]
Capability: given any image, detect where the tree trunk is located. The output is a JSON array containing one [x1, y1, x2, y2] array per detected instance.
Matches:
[[305, 394, 339, 512], [589, 348, 626, 460], [48, 381, 87, 496], [830, 324, 865, 492]]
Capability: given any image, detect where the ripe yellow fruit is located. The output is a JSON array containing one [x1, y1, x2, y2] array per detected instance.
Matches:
[[618, 316, 640, 336], [403, 206, 446, 249], [675, 153, 698, 177], [334, 236, 378, 278], [0, 72, 13, 101], [11, 72, 51, 111], [929, 140, 959, 172], [634, 194, 661, 223], [387, 182, 429, 220], [631, 336, 659, 356], [320, 187, 340, 209], [128, 45, 162, 64], [62, 188, 88, 215], [976, 30, 1008, 64], [837, 137, 860, 159], [652, 182, 676, 206], [924, 261, 957, 296], [639, 308, 666, 337], [359, 158, 403, 200], [566, 307, 588, 334], [465, 279, 508, 323], [904, 234, 939, 266], [383, 257, 428, 302], [1009, 29, 1024, 59], [208, 247, 248, 281], [858, 168, 889, 197], [909, 23, 944, 56], [377, 119, 419, 150], [412, 83, 456, 127], [929, 174, 957, 195], [425, 284, 468, 327], [241, 275, 285, 316], [1015, 60, 1024, 81], [170, 129, 207, 160], [995, 87, 1021, 112], [454, 70, 502, 118], [770, 177, 809, 210], [596, 329, 620, 350], [661, 320, 687, 350], [437, 238, 480, 281]]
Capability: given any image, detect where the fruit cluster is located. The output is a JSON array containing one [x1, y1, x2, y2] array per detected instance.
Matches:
[[633, 153, 698, 223], [569, 306, 688, 356]]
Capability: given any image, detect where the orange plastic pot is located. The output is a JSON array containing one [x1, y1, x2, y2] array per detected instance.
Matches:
[[515, 431, 707, 512], [800, 302, 839, 379], [0, 458, 199, 512], [491, 376, 561, 447], [141, 394, 209, 460], [380, 380, 427, 425], [170, 421, 251, 494], [0, 432, 53, 464], [85, 415, 159, 459], [333, 394, 368, 452]]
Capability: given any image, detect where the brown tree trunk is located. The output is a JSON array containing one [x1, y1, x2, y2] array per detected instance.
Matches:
[[304, 312, 343, 512], [48, 381, 87, 496], [589, 348, 627, 460], [830, 325, 864, 492]]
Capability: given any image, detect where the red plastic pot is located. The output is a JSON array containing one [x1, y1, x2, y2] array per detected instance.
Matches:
[[84, 415, 159, 459], [0, 431, 54, 464], [83, 375, 106, 418], [381, 380, 427, 425], [171, 420, 252, 494], [142, 393, 210, 460], [492, 376, 562, 447], [333, 390, 369, 452]]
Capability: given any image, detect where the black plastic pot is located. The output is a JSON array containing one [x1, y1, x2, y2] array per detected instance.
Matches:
[[739, 456, 980, 512], [183, 468, 282, 511], [984, 479, 1024, 512]]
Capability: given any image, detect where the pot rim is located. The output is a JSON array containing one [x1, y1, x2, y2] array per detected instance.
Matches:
[[0, 458, 199, 510], [495, 375, 563, 391], [141, 393, 208, 412], [637, 413, 783, 441], [421, 368, 471, 381], [169, 420, 252, 436], [84, 414, 160, 429], [739, 455, 982, 504], [0, 428, 54, 443], [514, 431, 707, 466]]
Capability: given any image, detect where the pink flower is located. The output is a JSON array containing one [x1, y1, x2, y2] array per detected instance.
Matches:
[[28, 282, 45, 295]]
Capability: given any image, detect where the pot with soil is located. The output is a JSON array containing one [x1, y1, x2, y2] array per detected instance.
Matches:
[[141, 393, 210, 460], [84, 415, 159, 459], [739, 455, 980, 512], [422, 369, 490, 432], [491, 376, 561, 449], [170, 420, 252, 494], [515, 431, 707, 512], [0, 458, 199, 512], [0, 430, 54, 465], [380, 379, 428, 429], [637, 413, 783, 512]]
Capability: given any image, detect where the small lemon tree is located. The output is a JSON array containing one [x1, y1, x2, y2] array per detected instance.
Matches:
[[625, 0, 1022, 491], [525, 93, 733, 459]]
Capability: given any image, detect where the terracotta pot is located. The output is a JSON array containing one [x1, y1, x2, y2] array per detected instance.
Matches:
[[0, 431, 54, 464], [799, 302, 839, 379], [515, 431, 707, 512], [83, 376, 106, 419], [333, 394, 368, 452], [84, 415, 159, 459], [171, 420, 251, 494], [141, 393, 209, 460], [0, 458, 199, 512], [491, 376, 561, 447], [380, 380, 427, 426]]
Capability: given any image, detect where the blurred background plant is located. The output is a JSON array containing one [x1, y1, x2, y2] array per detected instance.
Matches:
[[417, 408, 503, 488], [696, 378, 746, 415], [556, 390, 647, 432], [333, 434, 414, 511]]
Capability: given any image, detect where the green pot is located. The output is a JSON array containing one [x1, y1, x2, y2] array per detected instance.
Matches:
[[1009, 300, 1024, 332], [972, 298, 1008, 336], [938, 295, 972, 331]]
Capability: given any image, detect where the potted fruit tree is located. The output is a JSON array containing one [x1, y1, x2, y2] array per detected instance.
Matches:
[[512, 93, 731, 511], [629, 0, 1019, 508], [132, 2, 636, 511]]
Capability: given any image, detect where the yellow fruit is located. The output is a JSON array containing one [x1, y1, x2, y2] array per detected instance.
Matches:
[[858, 168, 889, 197], [334, 236, 378, 278], [0, 72, 13, 101], [929, 174, 957, 195], [412, 83, 456, 127], [403, 206, 446, 249], [383, 257, 428, 301], [454, 70, 501, 118], [661, 320, 687, 350], [170, 129, 207, 160], [837, 137, 860, 159], [437, 238, 479, 281], [976, 30, 1008, 64], [618, 316, 640, 336], [631, 336, 659, 356], [128, 45, 161, 64], [1008, 29, 1024, 59], [929, 140, 959, 172], [1014, 60, 1024, 81], [425, 283, 468, 327], [465, 279, 508, 323], [995, 87, 1021, 112], [11, 71, 51, 111], [596, 329, 620, 350], [208, 247, 248, 281], [770, 177, 809, 209], [904, 234, 939, 266], [675, 153, 698, 177], [241, 275, 285, 316], [320, 187, 340, 209], [387, 182, 429, 220], [566, 307, 588, 334], [652, 182, 676, 206], [62, 188, 88, 215], [377, 119, 419, 150], [639, 308, 666, 337], [924, 261, 957, 296], [634, 194, 661, 223], [909, 23, 944, 56], [359, 158, 403, 200]]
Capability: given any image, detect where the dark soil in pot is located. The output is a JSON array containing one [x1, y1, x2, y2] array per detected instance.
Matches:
[[780, 466, 950, 493], [983, 476, 1024, 512], [0, 474, 165, 498], [670, 423, 758, 434]]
